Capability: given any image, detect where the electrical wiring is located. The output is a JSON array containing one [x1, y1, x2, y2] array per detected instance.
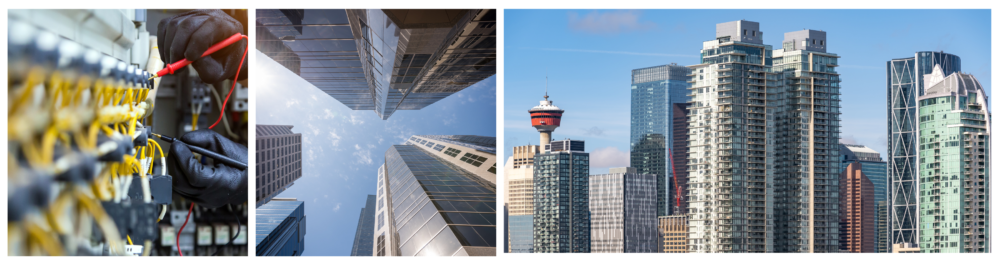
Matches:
[[156, 205, 167, 222], [177, 202, 194, 256], [208, 83, 239, 139], [10, 20, 244, 257], [208, 35, 248, 130]]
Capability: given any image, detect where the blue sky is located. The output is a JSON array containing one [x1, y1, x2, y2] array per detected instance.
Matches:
[[255, 50, 496, 256], [504, 9, 991, 173]]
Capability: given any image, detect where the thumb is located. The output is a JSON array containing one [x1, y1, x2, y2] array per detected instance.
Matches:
[[169, 141, 216, 188]]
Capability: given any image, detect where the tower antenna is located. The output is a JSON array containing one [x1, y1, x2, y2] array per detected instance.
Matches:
[[545, 75, 549, 100]]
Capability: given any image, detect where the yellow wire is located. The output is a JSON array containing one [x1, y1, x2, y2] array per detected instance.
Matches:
[[192, 113, 199, 131], [77, 192, 124, 255], [25, 223, 65, 256], [127, 235, 133, 245], [149, 141, 167, 157], [128, 116, 137, 136], [40, 128, 59, 165], [101, 125, 115, 136], [10, 70, 41, 115]]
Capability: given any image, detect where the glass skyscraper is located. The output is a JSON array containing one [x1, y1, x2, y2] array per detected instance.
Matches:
[[839, 144, 888, 252], [350, 195, 376, 256], [256, 9, 496, 120], [374, 135, 497, 256], [589, 167, 658, 253], [886, 51, 961, 248], [630, 63, 691, 217], [533, 139, 590, 253], [915, 67, 989, 253], [256, 199, 307, 256]]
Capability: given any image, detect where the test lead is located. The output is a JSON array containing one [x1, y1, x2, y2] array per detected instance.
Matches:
[[148, 33, 247, 80], [151, 133, 247, 170]]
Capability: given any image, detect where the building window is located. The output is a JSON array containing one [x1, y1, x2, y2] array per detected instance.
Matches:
[[444, 147, 462, 157], [461, 153, 487, 167], [488, 163, 497, 174], [377, 212, 384, 230]]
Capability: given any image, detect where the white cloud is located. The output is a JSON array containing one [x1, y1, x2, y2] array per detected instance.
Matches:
[[354, 144, 361, 150], [354, 148, 373, 165], [349, 113, 364, 125], [323, 108, 336, 119], [589, 146, 630, 168], [285, 99, 299, 107], [305, 123, 320, 136], [333, 203, 341, 212], [568, 10, 656, 35], [310, 95, 318, 101], [329, 131, 341, 147]]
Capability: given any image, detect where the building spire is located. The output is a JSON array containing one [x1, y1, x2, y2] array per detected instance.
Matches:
[[544, 75, 549, 100]]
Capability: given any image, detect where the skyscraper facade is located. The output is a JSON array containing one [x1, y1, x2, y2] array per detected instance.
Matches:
[[256, 199, 307, 256], [256, 125, 303, 207], [916, 66, 990, 253], [256, 9, 497, 120], [886, 51, 961, 248], [839, 144, 888, 252], [630, 63, 692, 217], [374, 135, 497, 256], [839, 162, 876, 253], [533, 139, 590, 253], [771, 29, 842, 253], [589, 167, 658, 253], [505, 145, 539, 253], [686, 20, 774, 253], [659, 215, 689, 253], [350, 195, 376, 256], [672, 103, 692, 214], [373, 165, 396, 256], [686, 20, 841, 253]]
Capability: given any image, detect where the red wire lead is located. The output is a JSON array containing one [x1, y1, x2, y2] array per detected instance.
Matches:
[[150, 33, 246, 79]]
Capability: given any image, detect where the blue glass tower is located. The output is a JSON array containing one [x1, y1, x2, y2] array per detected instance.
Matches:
[[886, 51, 961, 248], [350, 195, 376, 256], [630, 63, 692, 217], [256, 199, 307, 256], [839, 144, 888, 252]]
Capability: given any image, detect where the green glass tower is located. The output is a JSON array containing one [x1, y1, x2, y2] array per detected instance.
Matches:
[[916, 65, 990, 253]]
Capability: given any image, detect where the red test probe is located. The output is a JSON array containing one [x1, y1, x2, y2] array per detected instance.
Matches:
[[149, 33, 247, 79]]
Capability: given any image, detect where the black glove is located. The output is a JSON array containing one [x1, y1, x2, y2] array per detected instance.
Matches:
[[157, 9, 247, 83], [169, 129, 247, 208]]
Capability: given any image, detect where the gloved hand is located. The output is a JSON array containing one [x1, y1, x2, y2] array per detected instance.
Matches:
[[157, 9, 247, 83], [169, 129, 247, 208]]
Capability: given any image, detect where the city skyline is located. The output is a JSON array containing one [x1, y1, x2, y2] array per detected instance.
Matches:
[[504, 10, 990, 175], [505, 9, 989, 254]]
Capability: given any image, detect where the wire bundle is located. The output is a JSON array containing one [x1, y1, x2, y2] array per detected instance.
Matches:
[[8, 21, 167, 256]]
